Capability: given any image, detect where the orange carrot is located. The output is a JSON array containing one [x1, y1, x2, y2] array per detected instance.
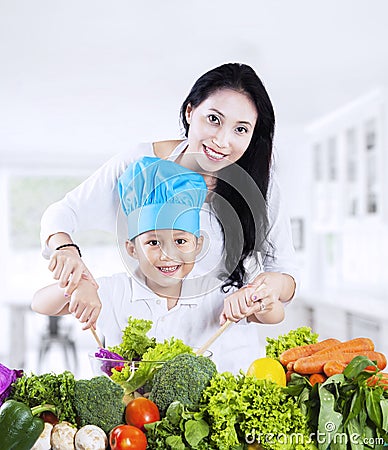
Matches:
[[294, 350, 386, 375], [323, 360, 347, 377], [286, 370, 295, 383], [366, 372, 388, 390], [309, 373, 327, 386], [313, 337, 374, 356], [279, 338, 341, 366], [286, 361, 295, 371], [362, 351, 387, 370]]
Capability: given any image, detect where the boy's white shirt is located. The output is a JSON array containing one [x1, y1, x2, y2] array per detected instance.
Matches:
[[97, 271, 261, 374]]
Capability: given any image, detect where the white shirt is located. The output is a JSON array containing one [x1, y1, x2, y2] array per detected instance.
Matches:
[[40, 140, 298, 282], [97, 272, 261, 374]]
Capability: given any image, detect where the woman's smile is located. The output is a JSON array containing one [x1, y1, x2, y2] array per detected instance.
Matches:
[[202, 144, 227, 161]]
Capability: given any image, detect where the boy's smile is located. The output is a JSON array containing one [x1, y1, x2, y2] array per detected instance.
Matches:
[[126, 229, 203, 299], [157, 264, 180, 276]]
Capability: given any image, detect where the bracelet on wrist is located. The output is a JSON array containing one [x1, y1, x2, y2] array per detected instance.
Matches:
[[55, 243, 82, 257]]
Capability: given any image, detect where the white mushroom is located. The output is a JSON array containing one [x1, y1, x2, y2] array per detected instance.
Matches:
[[31, 422, 53, 450], [75, 425, 108, 450], [51, 422, 77, 450]]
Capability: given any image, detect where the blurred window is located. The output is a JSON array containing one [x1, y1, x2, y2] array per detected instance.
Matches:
[[9, 175, 113, 248], [313, 143, 323, 181], [365, 120, 378, 214], [345, 128, 358, 216], [290, 217, 304, 251], [327, 136, 337, 181], [346, 128, 357, 183], [1, 169, 120, 301]]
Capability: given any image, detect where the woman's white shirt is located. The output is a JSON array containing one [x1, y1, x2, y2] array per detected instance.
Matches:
[[40, 141, 298, 281]]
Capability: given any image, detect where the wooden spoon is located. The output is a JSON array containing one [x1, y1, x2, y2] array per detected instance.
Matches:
[[90, 327, 104, 348], [195, 320, 232, 356]]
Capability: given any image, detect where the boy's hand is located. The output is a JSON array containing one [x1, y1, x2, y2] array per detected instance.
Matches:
[[251, 272, 296, 303], [219, 275, 287, 325], [220, 284, 272, 325], [68, 278, 102, 330]]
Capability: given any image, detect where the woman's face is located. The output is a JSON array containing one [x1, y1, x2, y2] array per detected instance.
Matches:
[[184, 89, 258, 173]]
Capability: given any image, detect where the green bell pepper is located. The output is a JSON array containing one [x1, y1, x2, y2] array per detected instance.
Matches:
[[0, 399, 56, 450]]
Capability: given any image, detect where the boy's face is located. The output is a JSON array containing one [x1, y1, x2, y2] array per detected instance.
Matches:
[[126, 229, 203, 292]]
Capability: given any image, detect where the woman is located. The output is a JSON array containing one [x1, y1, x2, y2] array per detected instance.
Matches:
[[41, 63, 297, 328]]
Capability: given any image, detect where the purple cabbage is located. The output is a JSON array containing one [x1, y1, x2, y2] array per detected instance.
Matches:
[[0, 363, 23, 406], [94, 348, 124, 376]]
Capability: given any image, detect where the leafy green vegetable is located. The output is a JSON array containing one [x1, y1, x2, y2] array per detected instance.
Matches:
[[317, 380, 343, 449], [145, 401, 216, 449], [265, 326, 319, 361], [381, 398, 388, 432], [185, 418, 210, 447], [199, 372, 241, 448], [149, 353, 217, 415], [109, 316, 156, 360], [287, 356, 388, 449], [111, 337, 193, 394], [9, 371, 76, 424], [200, 372, 313, 450]]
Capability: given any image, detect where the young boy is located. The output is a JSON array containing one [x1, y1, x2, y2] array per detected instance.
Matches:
[[32, 157, 284, 373]]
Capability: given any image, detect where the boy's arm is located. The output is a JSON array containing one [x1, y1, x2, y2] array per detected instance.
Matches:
[[32, 283, 71, 315], [32, 278, 102, 329]]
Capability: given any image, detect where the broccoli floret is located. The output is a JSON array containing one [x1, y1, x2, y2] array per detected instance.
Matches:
[[149, 353, 217, 416], [73, 376, 125, 434]]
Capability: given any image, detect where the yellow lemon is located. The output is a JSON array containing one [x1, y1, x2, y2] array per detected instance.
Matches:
[[247, 357, 286, 386]]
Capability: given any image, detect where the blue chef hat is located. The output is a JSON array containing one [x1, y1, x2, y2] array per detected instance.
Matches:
[[118, 156, 207, 240]]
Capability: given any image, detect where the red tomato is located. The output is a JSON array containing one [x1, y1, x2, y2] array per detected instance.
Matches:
[[109, 425, 147, 450], [125, 397, 160, 431]]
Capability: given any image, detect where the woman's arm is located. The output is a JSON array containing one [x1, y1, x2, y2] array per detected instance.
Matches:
[[247, 173, 298, 302], [255, 173, 299, 294], [251, 298, 285, 324], [46, 232, 98, 295]]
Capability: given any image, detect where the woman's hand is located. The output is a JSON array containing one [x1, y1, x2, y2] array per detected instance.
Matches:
[[68, 278, 102, 330], [48, 247, 98, 296]]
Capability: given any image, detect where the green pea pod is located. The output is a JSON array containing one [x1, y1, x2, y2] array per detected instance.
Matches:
[[0, 399, 56, 450], [317, 385, 343, 450], [366, 388, 383, 429], [381, 398, 388, 432]]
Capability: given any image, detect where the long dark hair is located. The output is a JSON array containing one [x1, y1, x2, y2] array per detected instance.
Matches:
[[180, 63, 275, 291]]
